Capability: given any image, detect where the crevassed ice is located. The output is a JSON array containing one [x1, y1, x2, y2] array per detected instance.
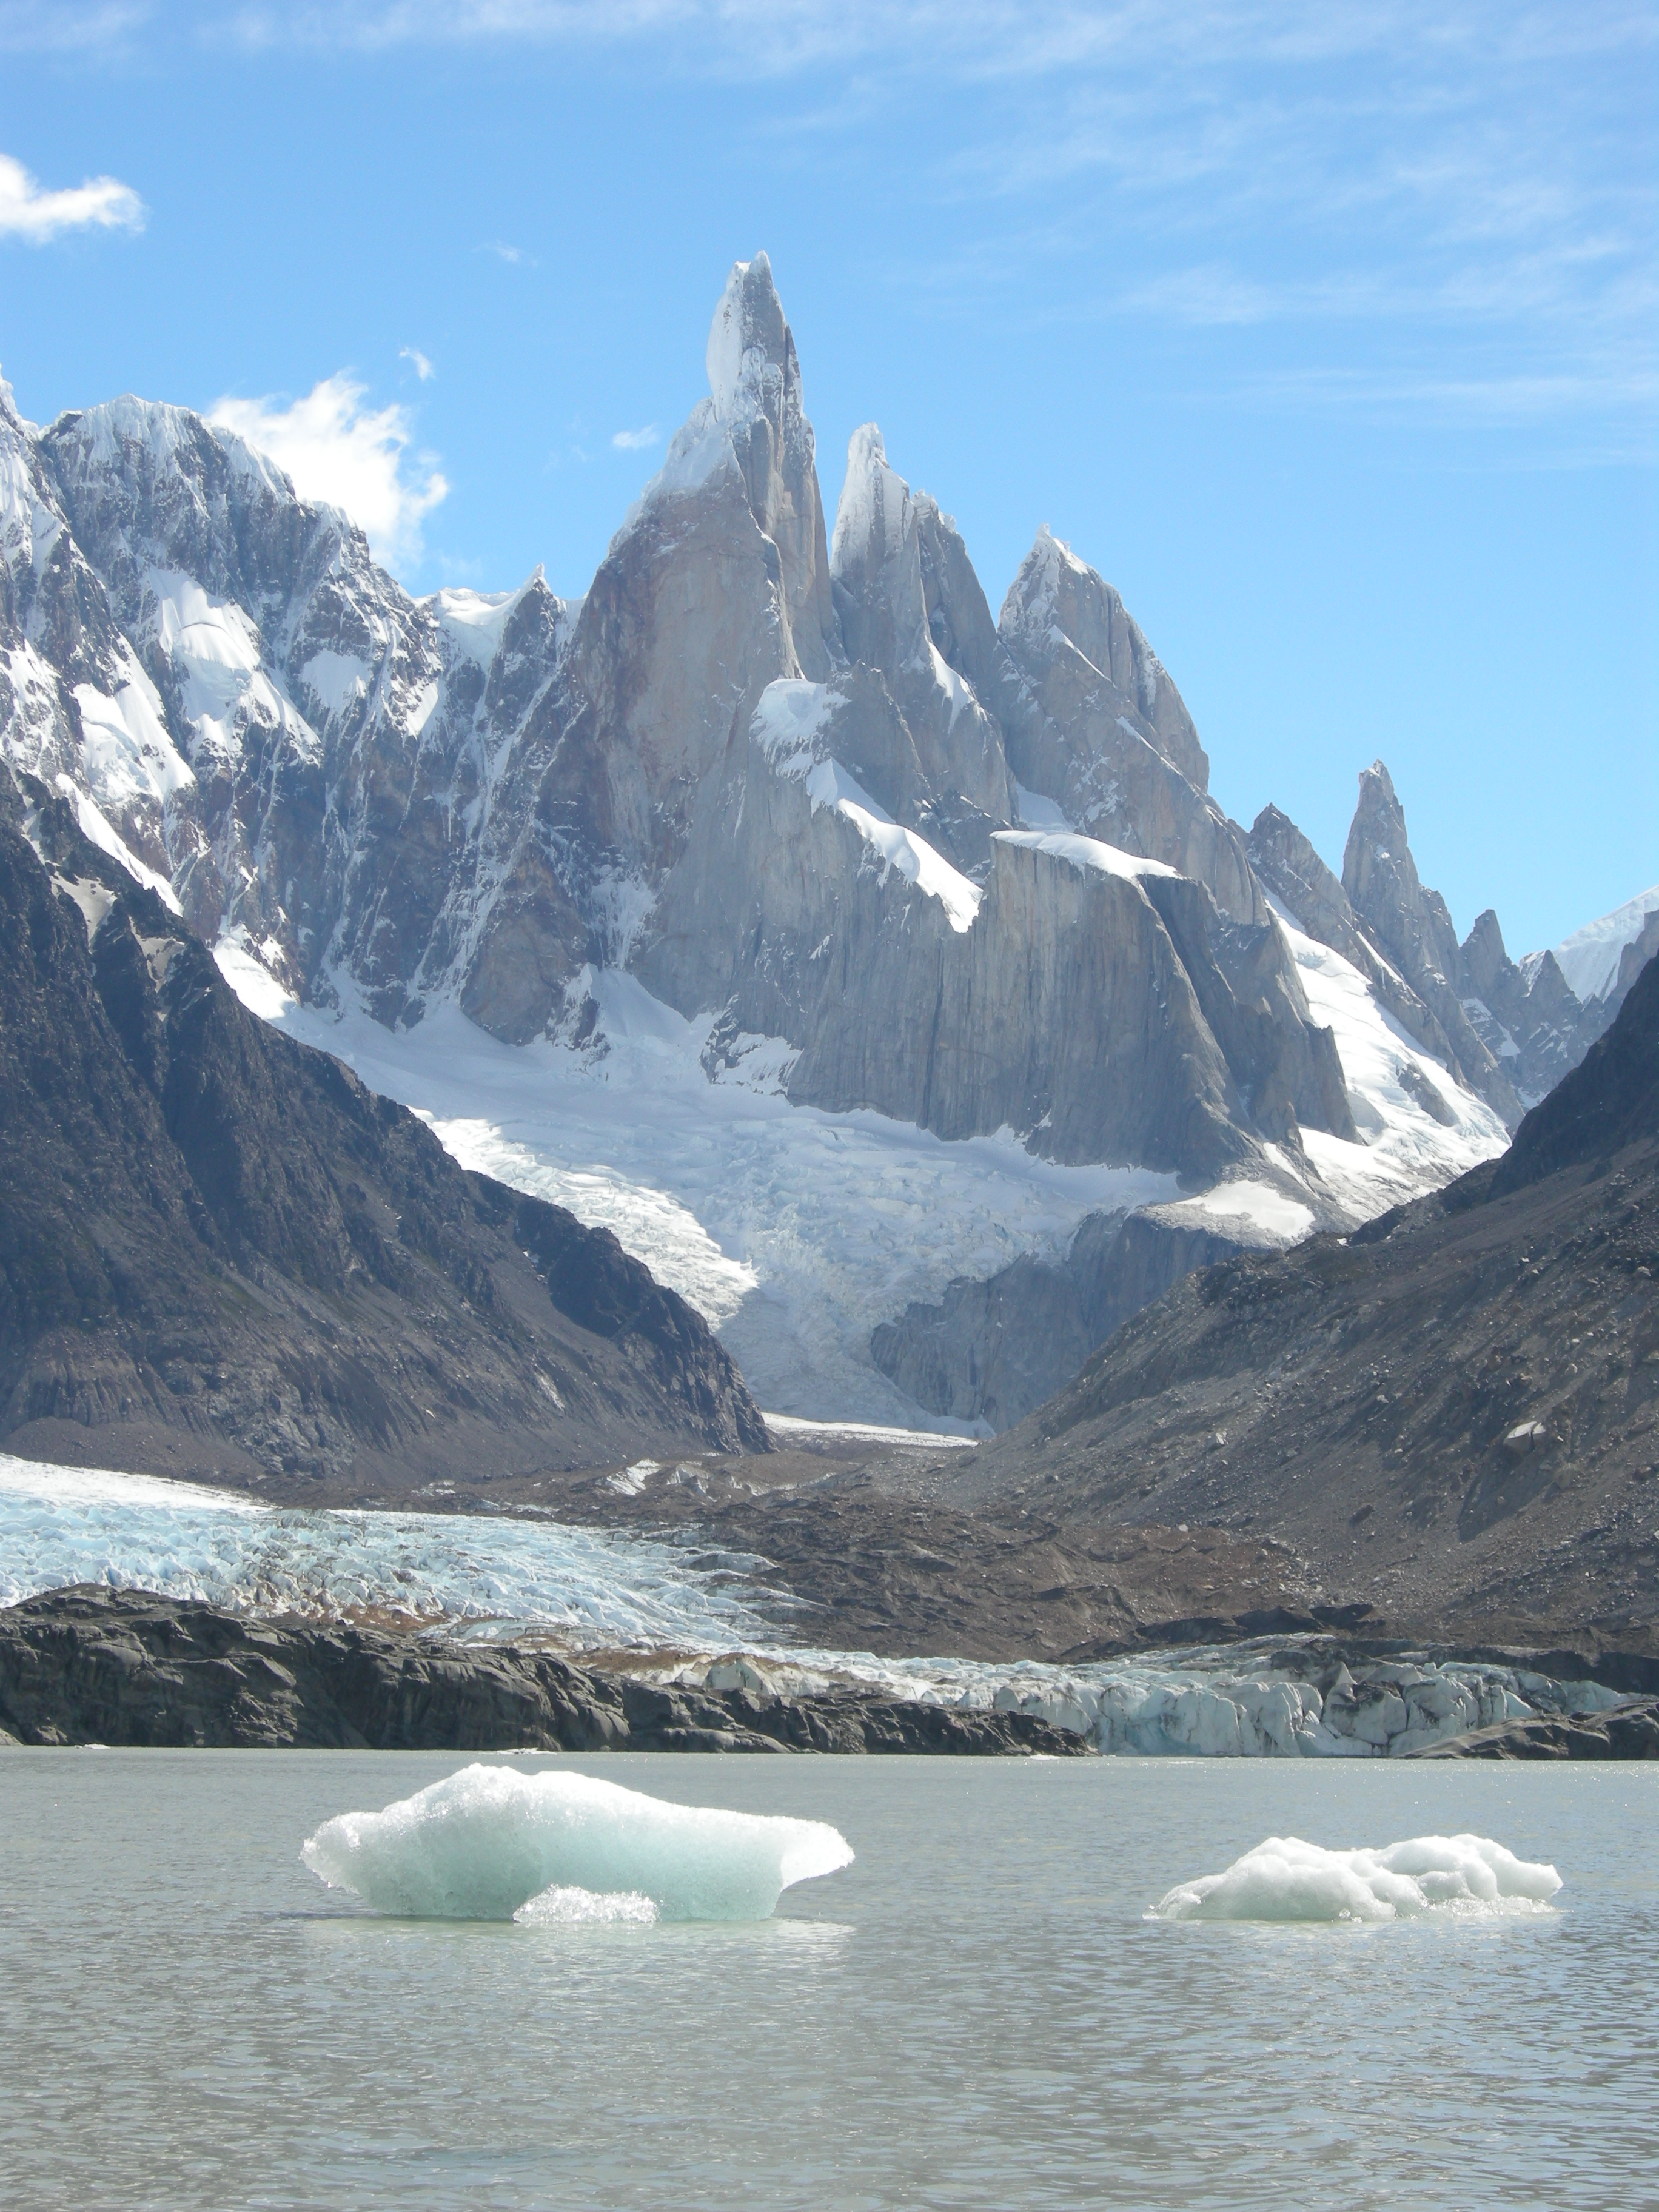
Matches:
[[1150, 1833, 1563, 1923], [0, 1453, 790, 1651], [3, 1455, 1624, 1755], [301, 1764, 854, 1922]]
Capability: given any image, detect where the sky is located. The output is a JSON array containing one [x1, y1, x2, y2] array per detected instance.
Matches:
[[1, 0, 1654, 957]]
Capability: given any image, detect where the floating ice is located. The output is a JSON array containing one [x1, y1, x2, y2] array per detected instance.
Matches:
[[1151, 1834, 1563, 1923], [301, 1764, 854, 1922]]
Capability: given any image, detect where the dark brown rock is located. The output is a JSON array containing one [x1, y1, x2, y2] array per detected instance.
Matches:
[[0, 1588, 1090, 1755]]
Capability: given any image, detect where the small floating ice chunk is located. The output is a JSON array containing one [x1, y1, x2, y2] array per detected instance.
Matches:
[[1151, 1833, 1562, 1923], [301, 1763, 854, 1922]]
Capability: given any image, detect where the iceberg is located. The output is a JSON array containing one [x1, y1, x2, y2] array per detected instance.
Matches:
[[1150, 1833, 1563, 1923], [301, 1763, 854, 1922]]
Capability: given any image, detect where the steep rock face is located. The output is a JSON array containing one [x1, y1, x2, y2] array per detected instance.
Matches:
[[871, 1208, 1246, 1432], [703, 250, 841, 682], [28, 260, 1590, 1401], [646, 675, 1352, 1177], [1248, 803, 1461, 1067], [829, 424, 1013, 863], [994, 530, 1265, 924], [0, 780, 767, 1486], [0, 380, 201, 909]]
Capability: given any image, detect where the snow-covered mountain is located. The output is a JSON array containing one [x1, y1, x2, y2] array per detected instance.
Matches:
[[1, 253, 1644, 1430]]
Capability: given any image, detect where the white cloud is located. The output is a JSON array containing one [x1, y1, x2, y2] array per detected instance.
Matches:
[[208, 374, 449, 573], [611, 423, 660, 450], [479, 238, 530, 264], [0, 3, 147, 55], [0, 150, 145, 243], [400, 345, 435, 380]]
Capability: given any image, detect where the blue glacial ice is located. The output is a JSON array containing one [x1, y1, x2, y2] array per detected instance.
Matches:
[[1151, 1833, 1563, 1922], [0, 1453, 791, 1649], [301, 1764, 854, 1922]]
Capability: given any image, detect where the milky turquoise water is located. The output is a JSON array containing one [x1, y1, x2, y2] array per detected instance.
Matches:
[[2, 1752, 1653, 2211]]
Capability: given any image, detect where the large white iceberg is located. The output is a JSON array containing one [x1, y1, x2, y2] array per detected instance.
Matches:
[[1151, 1832, 1563, 1923], [301, 1763, 854, 1922]]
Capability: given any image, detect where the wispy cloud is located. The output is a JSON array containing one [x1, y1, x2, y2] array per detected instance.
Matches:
[[0, 1, 148, 52], [400, 345, 435, 380], [0, 150, 145, 242], [610, 423, 660, 451], [46, 1, 1655, 450], [209, 374, 449, 571]]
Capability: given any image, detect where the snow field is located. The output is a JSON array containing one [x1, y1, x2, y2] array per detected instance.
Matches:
[[252, 976, 1174, 1427], [1151, 1833, 1563, 1923], [301, 1763, 854, 1922]]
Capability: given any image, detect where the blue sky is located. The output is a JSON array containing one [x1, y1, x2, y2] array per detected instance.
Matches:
[[2, 0, 1654, 956]]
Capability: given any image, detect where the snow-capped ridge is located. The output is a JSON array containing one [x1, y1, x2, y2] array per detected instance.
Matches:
[[1547, 882, 1659, 1005]]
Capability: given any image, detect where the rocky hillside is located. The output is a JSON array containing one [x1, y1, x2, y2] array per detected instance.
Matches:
[[962, 953, 1659, 1650], [0, 774, 766, 1489]]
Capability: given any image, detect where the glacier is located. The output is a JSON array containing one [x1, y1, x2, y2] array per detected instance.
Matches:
[[1, 1454, 1626, 1758], [214, 927, 1506, 1431], [1151, 1834, 1563, 1923], [0, 1453, 794, 1650], [301, 1763, 854, 1921]]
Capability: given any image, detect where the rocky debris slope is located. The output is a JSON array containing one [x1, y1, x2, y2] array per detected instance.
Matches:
[[0, 1587, 1085, 1754], [959, 954, 1659, 1651], [0, 777, 766, 1489]]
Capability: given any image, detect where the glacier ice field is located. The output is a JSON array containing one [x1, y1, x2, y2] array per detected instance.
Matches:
[[214, 917, 1506, 1433], [1, 1454, 1623, 1759]]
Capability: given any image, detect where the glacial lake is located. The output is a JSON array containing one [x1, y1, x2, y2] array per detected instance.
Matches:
[[2, 1752, 1654, 2211]]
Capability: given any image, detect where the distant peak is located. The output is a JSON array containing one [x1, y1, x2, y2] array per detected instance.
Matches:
[[1359, 759, 1399, 808]]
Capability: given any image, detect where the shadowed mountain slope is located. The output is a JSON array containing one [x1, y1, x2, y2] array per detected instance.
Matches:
[[962, 956, 1659, 1649], [0, 777, 768, 1489]]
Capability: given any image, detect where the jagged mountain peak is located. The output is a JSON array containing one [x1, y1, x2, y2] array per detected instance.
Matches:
[[0, 372, 32, 434], [620, 252, 839, 683], [998, 526, 1208, 794], [706, 250, 791, 421], [831, 422, 912, 580]]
